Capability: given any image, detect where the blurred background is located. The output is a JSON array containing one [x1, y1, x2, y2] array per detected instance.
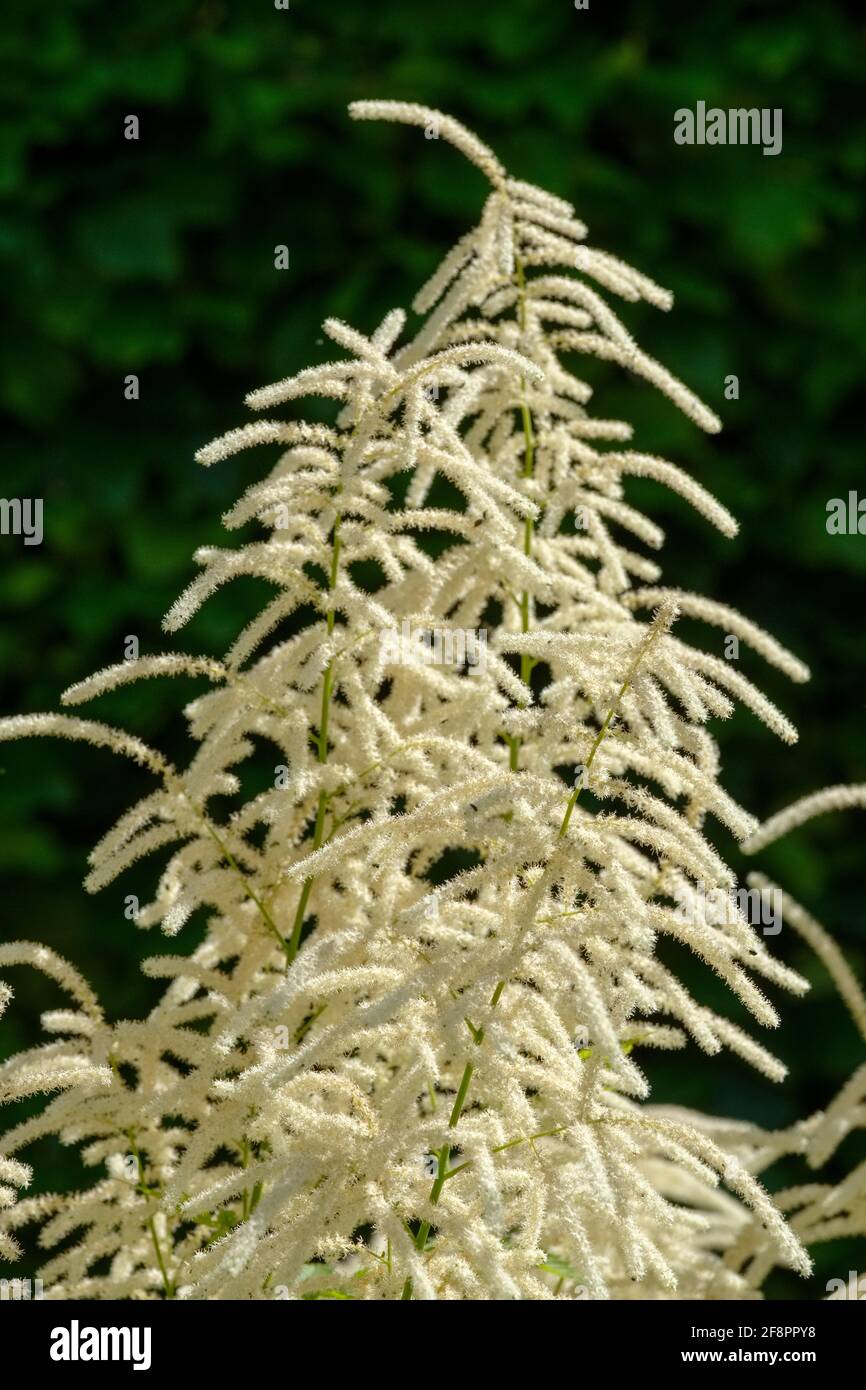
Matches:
[[1, 0, 864, 1296]]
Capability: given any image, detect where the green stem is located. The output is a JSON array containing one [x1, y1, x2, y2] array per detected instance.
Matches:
[[286, 509, 342, 966], [448, 1063, 475, 1130], [199, 815, 289, 960], [239, 1135, 264, 1223], [127, 1133, 175, 1299], [443, 255, 542, 1159], [147, 1215, 175, 1300], [558, 694, 622, 839], [286, 789, 329, 963], [428, 1146, 451, 1206], [407, 252, 546, 1285], [559, 606, 673, 839], [510, 256, 536, 768]]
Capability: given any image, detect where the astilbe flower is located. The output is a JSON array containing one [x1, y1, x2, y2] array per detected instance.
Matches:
[[0, 102, 854, 1301], [728, 786, 866, 1293]]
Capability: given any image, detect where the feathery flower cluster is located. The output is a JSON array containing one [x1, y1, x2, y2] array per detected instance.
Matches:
[[0, 103, 858, 1301], [732, 787, 866, 1292]]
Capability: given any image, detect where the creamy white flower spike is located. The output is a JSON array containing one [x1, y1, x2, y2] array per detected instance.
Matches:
[[1, 103, 837, 1301]]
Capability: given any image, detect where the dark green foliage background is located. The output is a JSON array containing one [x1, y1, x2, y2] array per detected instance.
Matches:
[[1, 0, 864, 1296]]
